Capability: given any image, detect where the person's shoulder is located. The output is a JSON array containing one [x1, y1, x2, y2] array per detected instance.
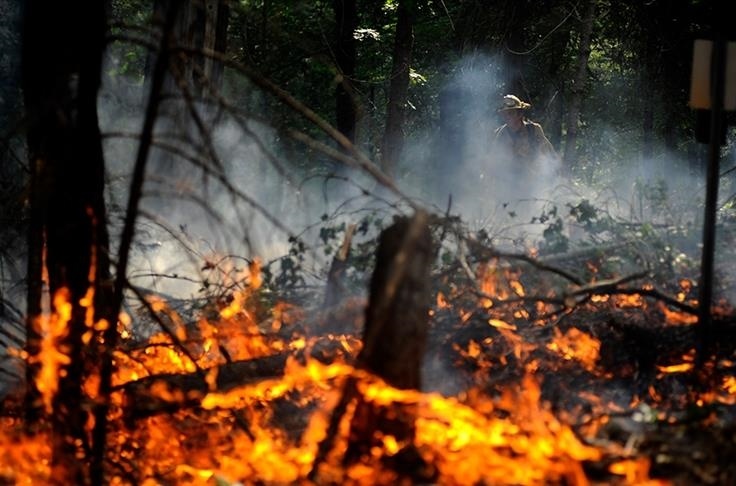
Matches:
[[524, 120, 544, 131], [525, 120, 549, 138]]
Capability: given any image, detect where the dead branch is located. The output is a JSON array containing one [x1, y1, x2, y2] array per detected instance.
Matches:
[[115, 353, 289, 420], [174, 45, 413, 205], [464, 235, 585, 285], [470, 272, 696, 316]]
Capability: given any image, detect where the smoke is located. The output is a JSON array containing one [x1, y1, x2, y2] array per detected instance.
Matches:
[[97, 40, 735, 309], [396, 54, 568, 249], [389, 51, 735, 305], [98, 58, 391, 300]]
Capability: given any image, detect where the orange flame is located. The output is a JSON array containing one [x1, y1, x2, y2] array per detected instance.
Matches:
[[547, 328, 600, 372], [29, 288, 73, 413]]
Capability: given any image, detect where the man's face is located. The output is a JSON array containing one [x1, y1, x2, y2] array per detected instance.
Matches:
[[502, 109, 523, 129]]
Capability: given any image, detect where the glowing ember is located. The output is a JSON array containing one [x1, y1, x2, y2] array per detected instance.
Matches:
[[547, 327, 600, 372]]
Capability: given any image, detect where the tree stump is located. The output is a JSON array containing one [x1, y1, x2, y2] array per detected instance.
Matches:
[[345, 210, 434, 478], [309, 210, 435, 482]]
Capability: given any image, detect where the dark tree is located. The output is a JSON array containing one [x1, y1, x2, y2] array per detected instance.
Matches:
[[22, 1, 112, 484], [563, 0, 596, 169], [334, 0, 358, 144], [380, 0, 414, 176]]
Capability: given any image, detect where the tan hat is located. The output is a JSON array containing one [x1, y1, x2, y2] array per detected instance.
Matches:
[[498, 94, 531, 111]]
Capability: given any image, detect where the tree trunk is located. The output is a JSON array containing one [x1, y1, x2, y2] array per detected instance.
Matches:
[[150, 0, 229, 90], [641, 26, 655, 165], [334, 0, 358, 144], [380, 0, 414, 176], [503, 1, 528, 97], [22, 1, 111, 484], [562, 0, 596, 169], [436, 83, 467, 195]]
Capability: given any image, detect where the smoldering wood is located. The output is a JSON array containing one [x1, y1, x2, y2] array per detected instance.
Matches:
[[309, 210, 435, 481]]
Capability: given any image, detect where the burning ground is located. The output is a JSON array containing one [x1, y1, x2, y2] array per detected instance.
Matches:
[[2, 213, 736, 485]]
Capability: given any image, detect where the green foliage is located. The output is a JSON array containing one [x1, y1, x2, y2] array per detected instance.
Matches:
[[107, 0, 153, 80], [531, 205, 568, 255]]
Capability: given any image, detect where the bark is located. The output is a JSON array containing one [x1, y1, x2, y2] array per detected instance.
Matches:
[[150, 0, 230, 91], [356, 211, 432, 389], [22, 1, 111, 483], [380, 0, 414, 175], [562, 0, 596, 169], [344, 211, 434, 479], [334, 0, 358, 144]]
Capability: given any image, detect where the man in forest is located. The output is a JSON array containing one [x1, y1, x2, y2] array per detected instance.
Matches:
[[493, 94, 557, 175]]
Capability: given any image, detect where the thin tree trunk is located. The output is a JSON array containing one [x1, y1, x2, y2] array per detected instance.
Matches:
[[22, 1, 111, 483], [91, 4, 183, 484], [380, 0, 414, 175], [212, 0, 230, 87], [503, 0, 527, 97], [334, 0, 358, 144], [641, 23, 655, 164], [563, 0, 596, 169]]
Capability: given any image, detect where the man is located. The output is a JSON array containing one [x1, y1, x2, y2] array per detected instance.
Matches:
[[493, 94, 557, 172]]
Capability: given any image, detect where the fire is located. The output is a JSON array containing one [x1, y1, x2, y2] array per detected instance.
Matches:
[[0, 419, 52, 483], [614, 293, 644, 308], [547, 327, 600, 372], [4, 251, 730, 485], [110, 360, 605, 485], [657, 301, 698, 325], [28, 287, 73, 413]]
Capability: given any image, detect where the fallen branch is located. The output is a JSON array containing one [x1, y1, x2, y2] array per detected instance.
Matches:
[[115, 353, 289, 420]]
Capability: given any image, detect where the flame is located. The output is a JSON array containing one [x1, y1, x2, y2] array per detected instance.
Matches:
[[657, 302, 698, 325], [609, 458, 661, 485], [0, 418, 52, 483], [547, 327, 600, 372], [3, 253, 716, 485], [436, 291, 449, 309], [28, 288, 73, 413], [614, 293, 644, 308], [723, 376, 736, 395]]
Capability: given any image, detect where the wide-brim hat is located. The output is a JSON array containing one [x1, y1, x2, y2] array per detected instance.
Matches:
[[498, 94, 531, 111]]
